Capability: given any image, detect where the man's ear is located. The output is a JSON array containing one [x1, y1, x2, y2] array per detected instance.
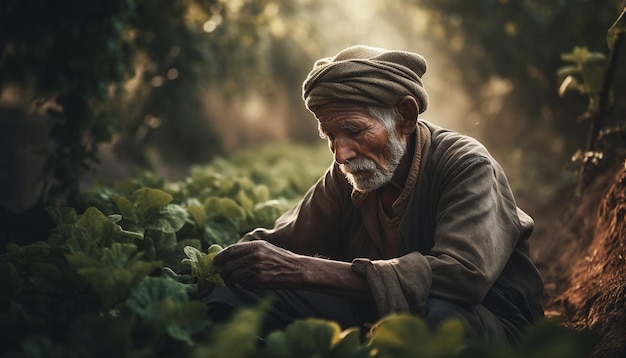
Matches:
[[397, 96, 419, 135]]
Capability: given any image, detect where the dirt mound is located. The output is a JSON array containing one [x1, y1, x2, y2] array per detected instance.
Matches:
[[533, 157, 626, 357]]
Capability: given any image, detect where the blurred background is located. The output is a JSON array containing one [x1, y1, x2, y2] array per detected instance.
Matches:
[[1, 0, 625, 217]]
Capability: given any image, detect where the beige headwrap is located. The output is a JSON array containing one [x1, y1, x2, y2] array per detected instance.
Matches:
[[302, 45, 429, 114]]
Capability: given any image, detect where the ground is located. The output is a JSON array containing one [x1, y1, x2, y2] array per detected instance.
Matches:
[[530, 153, 626, 358]]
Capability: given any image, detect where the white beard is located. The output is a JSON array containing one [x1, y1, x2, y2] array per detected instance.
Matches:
[[340, 129, 406, 192]]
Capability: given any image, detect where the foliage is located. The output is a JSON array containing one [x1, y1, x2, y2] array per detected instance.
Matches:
[[387, 0, 626, 203], [406, 0, 625, 130], [181, 244, 225, 285], [0, 0, 136, 203], [111, 0, 317, 167], [0, 143, 596, 357], [0, 206, 209, 356], [555, 6, 626, 193], [557, 47, 607, 117], [1, 143, 326, 356], [84, 143, 331, 249], [0, 0, 317, 206]]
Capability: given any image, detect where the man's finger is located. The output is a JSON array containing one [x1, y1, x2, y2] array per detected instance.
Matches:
[[214, 241, 258, 265]]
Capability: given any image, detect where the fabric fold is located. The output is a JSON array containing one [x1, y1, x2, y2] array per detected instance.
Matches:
[[351, 251, 432, 317], [302, 45, 429, 114]]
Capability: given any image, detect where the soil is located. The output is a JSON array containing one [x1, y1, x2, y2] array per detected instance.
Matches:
[[530, 154, 626, 358]]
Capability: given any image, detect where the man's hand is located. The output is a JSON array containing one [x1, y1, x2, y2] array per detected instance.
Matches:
[[213, 240, 372, 301], [213, 240, 305, 290]]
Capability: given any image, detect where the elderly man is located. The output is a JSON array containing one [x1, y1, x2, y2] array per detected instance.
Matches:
[[204, 45, 544, 342]]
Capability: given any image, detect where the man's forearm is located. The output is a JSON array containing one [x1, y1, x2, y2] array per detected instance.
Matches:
[[297, 255, 373, 302]]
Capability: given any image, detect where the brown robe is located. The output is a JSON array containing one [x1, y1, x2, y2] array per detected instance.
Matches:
[[241, 119, 544, 328]]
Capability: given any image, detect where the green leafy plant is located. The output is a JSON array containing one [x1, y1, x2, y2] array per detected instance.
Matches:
[[556, 6, 626, 194], [262, 318, 368, 358], [193, 301, 271, 358], [557, 47, 607, 118], [367, 314, 465, 358], [0, 143, 596, 357], [46, 206, 165, 309], [181, 244, 225, 285], [125, 276, 211, 347]]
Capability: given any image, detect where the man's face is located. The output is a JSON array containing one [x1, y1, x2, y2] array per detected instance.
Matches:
[[315, 103, 407, 192]]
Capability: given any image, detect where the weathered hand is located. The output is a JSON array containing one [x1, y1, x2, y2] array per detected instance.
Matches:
[[213, 240, 304, 290]]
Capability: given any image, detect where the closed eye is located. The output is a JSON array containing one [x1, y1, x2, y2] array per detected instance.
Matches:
[[341, 123, 366, 136]]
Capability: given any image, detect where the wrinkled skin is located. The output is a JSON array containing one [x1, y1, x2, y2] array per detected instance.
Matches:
[[211, 96, 419, 299], [214, 240, 305, 290]]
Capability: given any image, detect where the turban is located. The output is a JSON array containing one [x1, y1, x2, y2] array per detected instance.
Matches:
[[302, 45, 429, 114]]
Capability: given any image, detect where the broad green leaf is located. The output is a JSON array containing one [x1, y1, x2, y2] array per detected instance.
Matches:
[[76, 207, 110, 235], [162, 299, 212, 345], [204, 197, 246, 225], [424, 319, 466, 357], [101, 243, 138, 268], [151, 232, 182, 268], [132, 188, 173, 215], [195, 302, 269, 358], [78, 266, 133, 308], [141, 204, 188, 233], [65, 253, 102, 269], [367, 314, 429, 358], [181, 245, 224, 285], [186, 204, 207, 227], [217, 177, 237, 196], [64, 232, 101, 257], [62, 207, 119, 257], [6, 241, 52, 267], [207, 243, 223, 254], [72, 207, 118, 247], [50, 224, 74, 242], [203, 219, 240, 247], [236, 189, 254, 211], [111, 194, 138, 223], [45, 207, 78, 226], [250, 199, 289, 228], [251, 184, 270, 203], [126, 277, 211, 346], [263, 331, 291, 358], [127, 276, 188, 313], [331, 327, 368, 358], [368, 314, 466, 358], [78, 260, 162, 308], [263, 319, 368, 357], [275, 318, 343, 356]]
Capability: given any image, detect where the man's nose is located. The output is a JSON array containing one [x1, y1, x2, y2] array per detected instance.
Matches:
[[333, 138, 356, 165]]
